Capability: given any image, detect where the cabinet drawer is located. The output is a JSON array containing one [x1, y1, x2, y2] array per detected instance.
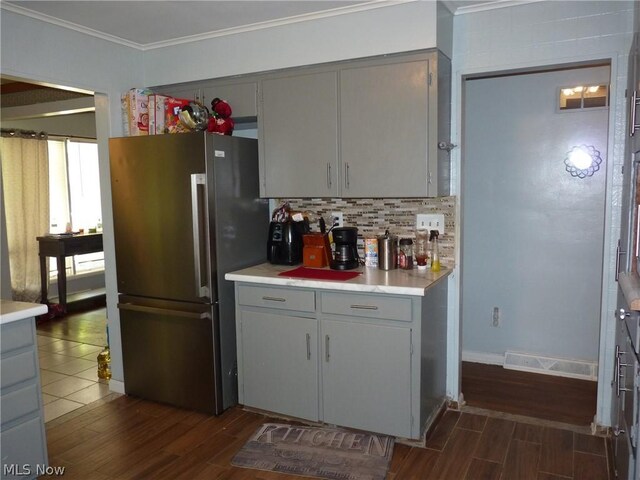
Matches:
[[321, 292, 412, 322], [1, 320, 34, 354], [625, 310, 640, 354], [238, 285, 315, 312], [1, 383, 40, 425], [1, 416, 47, 479], [1, 350, 38, 389]]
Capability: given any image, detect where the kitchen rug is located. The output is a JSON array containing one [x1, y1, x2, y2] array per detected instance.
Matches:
[[278, 266, 361, 281], [231, 423, 394, 480]]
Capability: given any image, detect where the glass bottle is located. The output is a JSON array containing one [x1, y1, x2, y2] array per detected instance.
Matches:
[[398, 238, 413, 269], [430, 230, 441, 272], [415, 229, 429, 270]]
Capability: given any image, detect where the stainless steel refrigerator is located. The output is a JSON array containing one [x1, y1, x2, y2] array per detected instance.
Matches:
[[109, 132, 269, 414]]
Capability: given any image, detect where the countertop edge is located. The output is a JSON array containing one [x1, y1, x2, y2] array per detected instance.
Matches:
[[225, 265, 451, 296], [619, 272, 640, 311], [0, 300, 48, 324]]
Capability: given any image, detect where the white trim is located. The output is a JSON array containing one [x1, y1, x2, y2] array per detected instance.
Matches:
[[1, 0, 417, 51], [461, 350, 504, 365], [451, 0, 545, 16], [108, 379, 125, 394]]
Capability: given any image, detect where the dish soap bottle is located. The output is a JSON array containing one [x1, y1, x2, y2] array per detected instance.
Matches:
[[430, 230, 441, 272]]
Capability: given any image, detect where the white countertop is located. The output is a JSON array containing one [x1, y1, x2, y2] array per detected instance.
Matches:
[[0, 300, 48, 325], [225, 262, 451, 296]]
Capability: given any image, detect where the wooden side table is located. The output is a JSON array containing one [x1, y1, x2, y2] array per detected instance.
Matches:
[[36, 233, 103, 312]]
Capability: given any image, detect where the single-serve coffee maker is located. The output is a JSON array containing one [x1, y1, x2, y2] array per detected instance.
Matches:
[[331, 227, 359, 270]]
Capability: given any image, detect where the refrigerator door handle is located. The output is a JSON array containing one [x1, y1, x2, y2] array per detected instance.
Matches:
[[191, 173, 210, 298], [118, 302, 211, 319]]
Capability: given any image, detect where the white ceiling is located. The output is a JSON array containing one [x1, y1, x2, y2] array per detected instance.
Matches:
[[2, 0, 504, 49]]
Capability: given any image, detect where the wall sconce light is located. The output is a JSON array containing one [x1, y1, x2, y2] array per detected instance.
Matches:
[[564, 145, 602, 178]]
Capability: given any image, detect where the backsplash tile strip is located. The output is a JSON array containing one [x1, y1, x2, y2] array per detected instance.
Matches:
[[280, 196, 457, 267]]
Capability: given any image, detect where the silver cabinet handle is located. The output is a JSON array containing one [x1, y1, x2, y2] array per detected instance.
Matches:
[[327, 163, 332, 189], [118, 302, 210, 319], [262, 296, 286, 302], [615, 239, 625, 282], [345, 162, 350, 189], [190, 173, 209, 298], [630, 90, 639, 137], [350, 304, 379, 310], [325, 335, 330, 362], [306, 333, 311, 360]]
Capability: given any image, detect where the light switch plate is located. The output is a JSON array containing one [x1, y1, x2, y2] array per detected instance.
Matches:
[[416, 214, 445, 234]]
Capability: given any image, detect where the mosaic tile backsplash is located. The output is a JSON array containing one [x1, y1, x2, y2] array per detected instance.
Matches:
[[281, 196, 457, 267]]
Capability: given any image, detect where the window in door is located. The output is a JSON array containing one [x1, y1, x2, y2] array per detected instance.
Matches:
[[48, 138, 104, 278]]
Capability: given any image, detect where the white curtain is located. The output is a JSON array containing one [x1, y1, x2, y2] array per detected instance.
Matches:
[[0, 131, 49, 302]]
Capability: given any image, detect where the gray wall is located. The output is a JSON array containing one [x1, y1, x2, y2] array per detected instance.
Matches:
[[461, 66, 609, 363]]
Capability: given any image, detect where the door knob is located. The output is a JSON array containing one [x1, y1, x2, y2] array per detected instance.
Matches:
[[618, 308, 631, 320]]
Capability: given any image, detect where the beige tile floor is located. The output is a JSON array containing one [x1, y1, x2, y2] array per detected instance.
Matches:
[[37, 334, 112, 422]]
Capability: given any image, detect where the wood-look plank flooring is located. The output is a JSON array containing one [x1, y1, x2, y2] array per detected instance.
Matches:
[[41, 310, 607, 479], [45, 396, 610, 479], [461, 361, 597, 426]]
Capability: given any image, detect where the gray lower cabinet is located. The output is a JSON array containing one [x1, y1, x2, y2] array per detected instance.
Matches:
[[239, 310, 318, 421], [234, 280, 448, 440], [1, 317, 48, 480], [320, 318, 412, 437]]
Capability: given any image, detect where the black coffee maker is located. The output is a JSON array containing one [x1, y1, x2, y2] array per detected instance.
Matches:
[[331, 227, 359, 270]]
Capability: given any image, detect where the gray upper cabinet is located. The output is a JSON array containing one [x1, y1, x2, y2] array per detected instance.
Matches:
[[153, 80, 258, 119], [201, 82, 257, 119], [257, 50, 451, 198], [258, 71, 339, 198], [340, 59, 431, 197]]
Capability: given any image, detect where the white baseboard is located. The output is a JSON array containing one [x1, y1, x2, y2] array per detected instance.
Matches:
[[462, 350, 504, 365], [108, 379, 125, 394]]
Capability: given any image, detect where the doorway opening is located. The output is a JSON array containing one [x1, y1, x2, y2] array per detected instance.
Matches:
[[1, 77, 106, 313], [459, 63, 611, 426]]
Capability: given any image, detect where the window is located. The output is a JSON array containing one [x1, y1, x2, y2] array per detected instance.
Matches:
[[559, 84, 609, 110], [48, 138, 104, 278]]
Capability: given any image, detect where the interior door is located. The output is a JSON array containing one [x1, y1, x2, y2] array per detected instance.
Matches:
[[462, 65, 609, 365], [110, 133, 207, 302]]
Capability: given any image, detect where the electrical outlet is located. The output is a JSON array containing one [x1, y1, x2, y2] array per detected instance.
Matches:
[[331, 211, 343, 228], [415, 214, 445, 234], [492, 307, 500, 327]]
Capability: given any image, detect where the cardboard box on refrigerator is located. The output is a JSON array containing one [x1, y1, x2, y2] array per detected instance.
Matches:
[[148, 94, 171, 134], [122, 88, 152, 136], [164, 97, 191, 133]]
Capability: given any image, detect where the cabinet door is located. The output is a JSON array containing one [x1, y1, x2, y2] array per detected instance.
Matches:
[[340, 59, 430, 197], [202, 82, 257, 119], [259, 71, 339, 197], [321, 319, 411, 437], [240, 310, 318, 421]]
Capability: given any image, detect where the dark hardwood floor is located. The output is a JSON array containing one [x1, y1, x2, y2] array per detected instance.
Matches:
[[461, 361, 598, 427], [40, 310, 608, 479], [45, 396, 610, 480]]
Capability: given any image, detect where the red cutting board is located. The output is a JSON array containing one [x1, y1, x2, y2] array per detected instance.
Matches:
[[278, 266, 360, 281]]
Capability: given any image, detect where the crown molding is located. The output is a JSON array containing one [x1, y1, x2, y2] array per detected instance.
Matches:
[[1, 0, 417, 52], [452, 0, 545, 16], [0, 2, 142, 49]]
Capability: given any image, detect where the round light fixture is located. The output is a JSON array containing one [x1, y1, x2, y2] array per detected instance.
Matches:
[[564, 145, 603, 178]]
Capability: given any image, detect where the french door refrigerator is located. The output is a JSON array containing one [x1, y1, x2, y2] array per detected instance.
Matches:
[[109, 132, 268, 414]]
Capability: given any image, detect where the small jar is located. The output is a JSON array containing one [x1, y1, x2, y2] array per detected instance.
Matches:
[[415, 229, 429, 270], [398, 238, 413, 270]]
